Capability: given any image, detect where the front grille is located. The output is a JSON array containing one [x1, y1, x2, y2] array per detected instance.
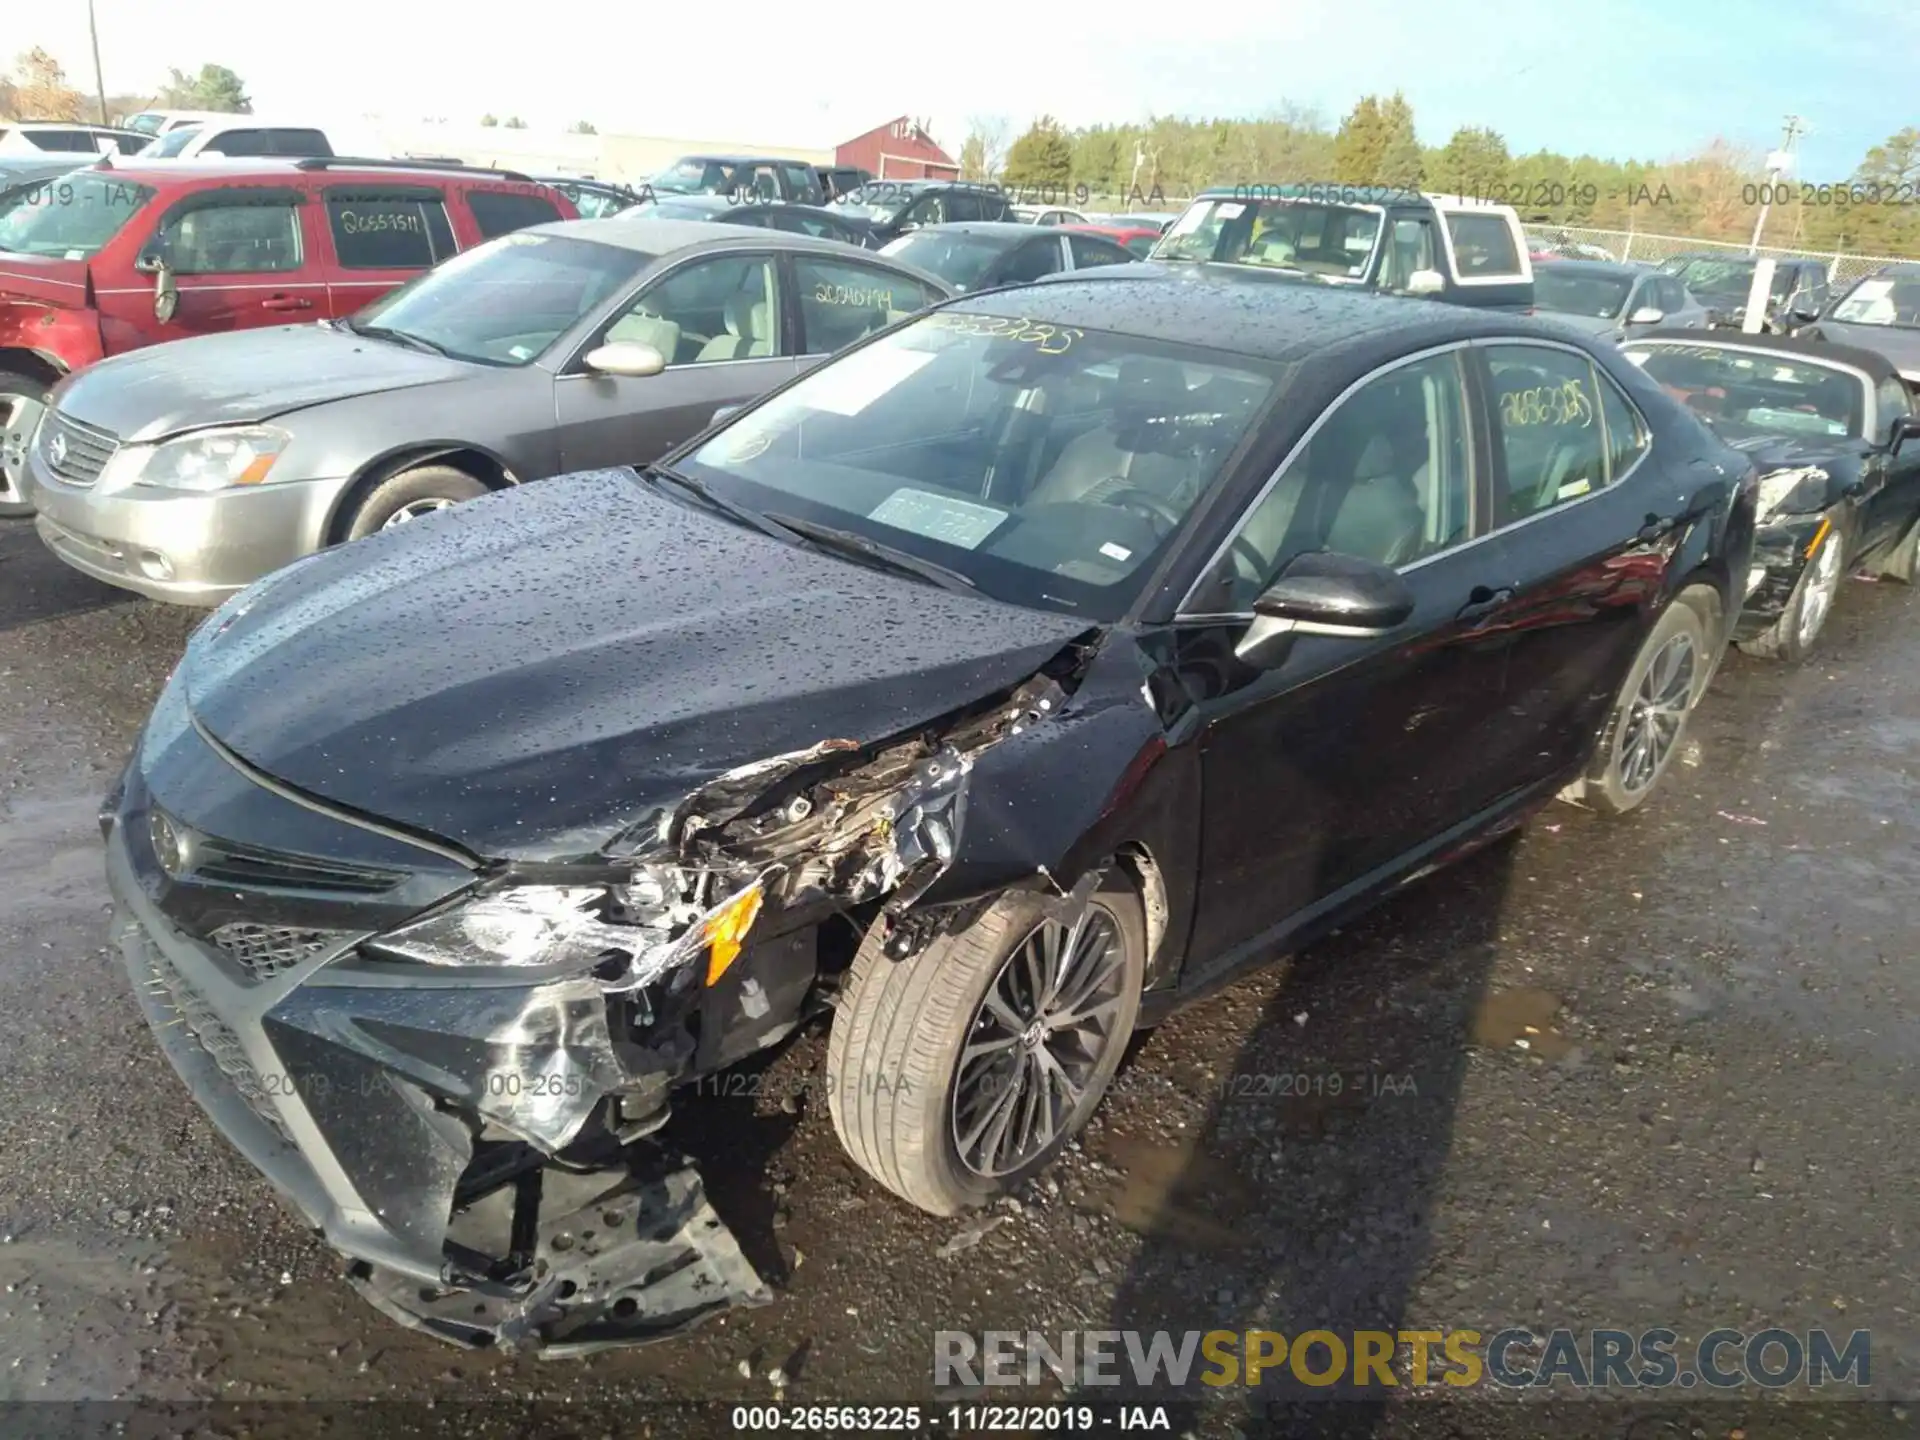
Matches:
[[191, 836, 404, 896], [140, 944, 292, 1144], [209, 922, 346, 984], [39, 411, 120, 488]]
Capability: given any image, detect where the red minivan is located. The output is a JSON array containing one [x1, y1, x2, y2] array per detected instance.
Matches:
[[0, 156, 577, 513]]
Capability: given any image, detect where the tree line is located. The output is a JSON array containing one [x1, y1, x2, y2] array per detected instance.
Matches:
[[0, 47, 250, 125], [968, 97, 1920, 259]]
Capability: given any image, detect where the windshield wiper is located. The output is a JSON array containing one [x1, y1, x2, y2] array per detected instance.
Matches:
[[346, 320, 450, 357], [639, 464, 805, 545], [762, 512, 977, 594]]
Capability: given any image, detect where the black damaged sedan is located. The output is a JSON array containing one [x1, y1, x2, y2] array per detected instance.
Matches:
[[1624, 332, 1920, 662], [105, 268, 1757, 1353]]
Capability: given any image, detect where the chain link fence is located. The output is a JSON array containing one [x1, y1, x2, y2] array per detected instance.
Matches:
[[1520, 226, 1905, 288]]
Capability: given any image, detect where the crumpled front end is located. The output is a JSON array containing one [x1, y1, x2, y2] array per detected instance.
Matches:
[[111, 631, 1100, 1352], [1733, 464, 1836, 640]]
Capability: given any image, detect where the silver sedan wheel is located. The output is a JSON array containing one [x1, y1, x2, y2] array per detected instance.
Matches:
[[0, 391, 46, 507], [381, 497, 458, 529], [950, 906, 1129, 1179], [1795, 529, 1845, 651], [1614, 630, 1698, 797]]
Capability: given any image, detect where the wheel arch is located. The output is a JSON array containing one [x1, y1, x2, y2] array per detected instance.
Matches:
[[324, 442, 520, 545], [0, 347, 67, 389]]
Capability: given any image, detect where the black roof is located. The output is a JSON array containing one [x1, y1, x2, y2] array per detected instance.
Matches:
[[1626, 328, 1903, 385], [1859, 261, 1920, 279], [1535, 258, 1642, 280], [912, 221, 1053, 245], [954, 264, 1579, 365]]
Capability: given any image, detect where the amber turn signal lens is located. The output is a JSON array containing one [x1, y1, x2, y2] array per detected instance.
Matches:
[[703, 885, 765, 986]]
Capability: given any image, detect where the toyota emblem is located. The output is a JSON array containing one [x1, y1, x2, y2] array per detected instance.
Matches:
[[47, 431, 67, 468]]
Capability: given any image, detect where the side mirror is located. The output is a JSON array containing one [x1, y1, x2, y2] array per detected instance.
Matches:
[[711, 403, 742, 425], [1233, 552, 1416, 668], [1404, 269, 1445, 297], [1790, 304, 1821, 324], [582, 341, 666, 378], [133, 250, 165, 275], [148, 257, 178, 323], [1890, 414, 1920, 456], [1628, 306, 1664, 326]]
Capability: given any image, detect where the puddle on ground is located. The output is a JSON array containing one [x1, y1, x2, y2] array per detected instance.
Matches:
[[1093, 1131, 1256, 1251], [1472, 986, 1573, 1061]]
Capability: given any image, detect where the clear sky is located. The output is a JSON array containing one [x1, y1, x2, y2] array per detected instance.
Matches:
[[29, 0, 1917, 179]]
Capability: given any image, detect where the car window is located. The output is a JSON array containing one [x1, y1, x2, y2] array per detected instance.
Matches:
[[945, 192, 985, 223], [159, 198, 303, 274], [680, 315, 1277, 621], [905, 193, 948, 226], [467, 188, 563, 240], [1445, 213, 1523, 278], [326, 191, 455, 270], [1597, 368, 1651, 477], [1190, 349, 1473, 612], [0, 174, 154, 258], [605, 254, 781, 366], [1625, 344, 1864, 439], [141, 125, 203, 158], [109, 133, 148, 155], [28, 129, 99, 153], [1068, 234, 1131, 269], [795, 256, 940, 355], [1160, 198, 1381, 277], [201, 129, 271, 157], [267, 129, 332, 157], [1377, 216, 1439, 290], [1876, 377, 1913, 426], [1124, 234, 1158, 258], [1654, 277, 1684, 313], [998, 237, 1064, 284], [1485, 346, 1614, 526], [780, 164, 815, 198]]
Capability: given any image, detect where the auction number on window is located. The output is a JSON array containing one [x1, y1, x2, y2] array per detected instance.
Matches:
[[923, 312, 1083, 353], [1500, 379, 1594, 428], [813, 281, 896, 308], [336, 208, 423, 235]]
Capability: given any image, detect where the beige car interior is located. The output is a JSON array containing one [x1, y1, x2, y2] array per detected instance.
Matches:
[[603, 259, 776, 365], [1028, 360, 1208, 510]]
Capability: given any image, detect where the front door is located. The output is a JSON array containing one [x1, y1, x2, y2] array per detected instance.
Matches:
[[555, 251, 799, 470], [97, 186, 325, 343], [1181, 345, 1520, 971]]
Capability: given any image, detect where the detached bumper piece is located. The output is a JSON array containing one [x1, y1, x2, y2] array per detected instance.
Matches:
[[351, 1153, 771, 1357]]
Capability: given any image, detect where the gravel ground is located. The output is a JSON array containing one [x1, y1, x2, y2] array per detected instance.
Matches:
[[2, 513, 1918, 1439]]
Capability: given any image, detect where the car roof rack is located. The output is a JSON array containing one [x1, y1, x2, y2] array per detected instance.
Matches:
[[293, 156, 533, 181]]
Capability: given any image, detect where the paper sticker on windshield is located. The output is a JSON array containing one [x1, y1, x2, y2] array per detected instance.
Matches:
[[1556, 478, 1592, 501], [1215, 203, 1246, 219], [1099, 541, 1133, 562], [799, 347, 936, 416], [868, 488, 1006, 550]]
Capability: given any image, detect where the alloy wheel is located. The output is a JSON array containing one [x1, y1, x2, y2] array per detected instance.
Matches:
[[0, 392, 46, 506], [1795, 531, 1845, 651], [381, 497, 458, 529], [1614, 631, 1698, 796], [950, 906, 1129, 1178]]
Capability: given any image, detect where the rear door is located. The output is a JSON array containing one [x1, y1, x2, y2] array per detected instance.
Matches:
[[1463, 340, 1666, 788], [108, 184, 326, 338], [315, 182, 457, 319], [554, 249, 799, 469]]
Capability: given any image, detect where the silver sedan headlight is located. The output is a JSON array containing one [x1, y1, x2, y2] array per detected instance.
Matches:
[[98, 425, 291, 493]]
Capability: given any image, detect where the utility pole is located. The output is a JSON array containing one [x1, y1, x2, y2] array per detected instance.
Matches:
[[1748, 114, 1805, 254], [87, 0, 109, 124]]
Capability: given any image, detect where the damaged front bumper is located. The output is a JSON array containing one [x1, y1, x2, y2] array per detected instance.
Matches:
[[106, 768, 772, 1355], [1734, 513, 1827, 640]]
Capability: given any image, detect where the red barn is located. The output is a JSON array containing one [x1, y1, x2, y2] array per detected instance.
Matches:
[[835, 117, 959, 180]]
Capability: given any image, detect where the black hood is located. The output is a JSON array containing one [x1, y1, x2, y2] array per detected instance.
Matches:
[[179, 470, 1093, 861]]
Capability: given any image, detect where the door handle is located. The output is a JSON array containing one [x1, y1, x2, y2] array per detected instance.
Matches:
[[261, 295, 313, 311], [1637, 513, 1678, 542], [1456, 584, 1514, 623]]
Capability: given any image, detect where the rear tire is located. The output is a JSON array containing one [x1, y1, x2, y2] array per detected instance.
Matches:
[[1575, 592, 1712, 817], [342, 464, 489, 540], [1736, 512, 1849, 663], [827, 879, 1145, 1216], [0, 368, 51, 518]]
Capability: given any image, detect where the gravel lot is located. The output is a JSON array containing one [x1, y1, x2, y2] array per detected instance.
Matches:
[[2, 512, 1917, 1438]]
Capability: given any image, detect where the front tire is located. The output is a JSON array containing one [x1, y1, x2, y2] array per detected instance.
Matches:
[[1736, 513, 1848, 663], [1575, 592, 1712, 816], [827, 880, 1144, 1216], [342, 464, 489, 540], [0, 369, 51, 518]]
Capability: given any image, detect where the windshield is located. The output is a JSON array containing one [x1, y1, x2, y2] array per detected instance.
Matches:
[[1666, 257, 1791, 302], [350, 232, 644, 366], [122, 112, 166, 136], [877, 232, 1006, 290], [1152, 198, 1381, 277], [675, 312, 1277, 620], [1830, 275, 1920, 329], [0, 173, 154, 258], [566, 186, 640, 220], [1625, 344, 1864, 439], [140, 125, 203, 159], [648, 158, 764, 198], [1534, 269, 1633, 319]]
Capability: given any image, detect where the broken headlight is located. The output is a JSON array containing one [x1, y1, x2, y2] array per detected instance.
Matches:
[[1754, 467, 1829, 521], [366, 874, 765, 992]]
